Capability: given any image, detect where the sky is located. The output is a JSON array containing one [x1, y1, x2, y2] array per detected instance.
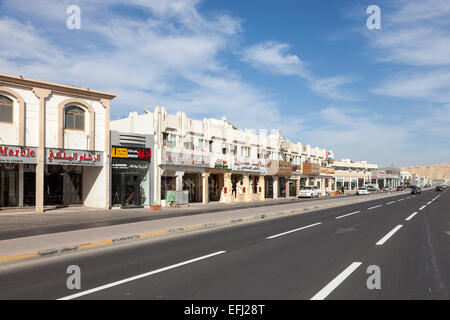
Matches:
[[0, 0, 449, 167]]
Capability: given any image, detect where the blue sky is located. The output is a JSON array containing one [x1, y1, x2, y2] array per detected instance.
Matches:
[[1, 0, 449, 167]]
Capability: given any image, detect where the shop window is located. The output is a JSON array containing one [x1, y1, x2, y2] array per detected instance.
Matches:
[[65, 106, 85, 131], [0, 95, 13, 123]]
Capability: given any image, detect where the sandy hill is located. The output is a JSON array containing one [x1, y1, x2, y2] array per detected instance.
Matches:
[[401, 163, 450, 179]]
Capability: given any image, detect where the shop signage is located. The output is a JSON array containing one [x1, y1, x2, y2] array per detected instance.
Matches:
[[234, 159, 265, 173], [46, 148, 103, 166], [320, 167, 335, 175], [302, 162, 320, 175], [166, 152, 209, 167], [112, 146, 151, 161], [0, 145, 37, 164], [214, 159, 228, 169], [371, 170, 386, 179], [267, 160, 292, 176]]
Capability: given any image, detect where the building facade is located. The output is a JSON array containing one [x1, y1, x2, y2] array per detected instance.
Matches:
[[0, 73, 115, 212], [111, 107, 336, 206], [332, 159, 378, 192]]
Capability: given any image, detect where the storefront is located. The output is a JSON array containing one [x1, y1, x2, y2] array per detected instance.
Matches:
[[111, 145, 152, 208], [45, 148, 104, 206], [0, 145, 37, 208]]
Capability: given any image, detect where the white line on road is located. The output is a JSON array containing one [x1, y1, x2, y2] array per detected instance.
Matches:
[[368, 205, 382, 210], [405, 212, 418, 221], [427, 201, 432, 205], [419, 205, 426, 211], [266, 222, 322, 239], [310, 262, 362, 300], [398, 199, 404, 201], [335, 211, 360, 220], [376, 225, 403, 246], [386, 201, 396, 205], [57, 251, 227, 300]]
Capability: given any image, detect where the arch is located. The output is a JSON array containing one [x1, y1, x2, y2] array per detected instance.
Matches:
[[58, 98, 95, 150], [0, 86, 25, 145]]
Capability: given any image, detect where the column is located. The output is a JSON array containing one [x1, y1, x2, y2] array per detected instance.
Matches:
[[175, 171, 184, 191], [202, 172, 209, 204], [258, 175, 265, 201], [18, 164, 24, 207], [243, 174, 251, 202], [32, 88, 51, 214], [285, 178, 290, 197], [220, 173, 233, 203], [273, 176, 279, 199]]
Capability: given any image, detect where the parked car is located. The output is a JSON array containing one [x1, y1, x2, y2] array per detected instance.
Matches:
[[435, 186, 443, 192], [356, 187, 369, 195], [383, 186, 392, 192], [366, 185, 379, 192], [411, 186, 421, 194], [396, 186, 404, 191], [298, 186, 320, 198]]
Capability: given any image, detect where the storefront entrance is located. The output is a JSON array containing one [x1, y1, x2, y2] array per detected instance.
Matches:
[[208, 174, 221, 202], [289, 179, 296, 197], [265, 176, 273, 198], [112, 161, 149, 208], [44, 165, 82, 206], [0, 164, 19, 207], [183, 173, 201, 203]]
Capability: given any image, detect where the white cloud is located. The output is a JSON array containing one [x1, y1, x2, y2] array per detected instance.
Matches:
[[241, 41, 359, 101]]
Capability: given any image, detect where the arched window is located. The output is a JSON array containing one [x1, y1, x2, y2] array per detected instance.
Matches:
[[65, 106, 85, 130], [0, 95, 13, 123]]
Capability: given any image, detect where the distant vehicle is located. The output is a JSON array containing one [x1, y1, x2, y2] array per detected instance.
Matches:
[[396, 186, 404, 191], [356, 187, 369, 195], [435, 186, 443, 192], [298, 186, 320, 198], [411, 186, 421, 194], [366, 185, 379, 192], [383, 186, 392, 192]]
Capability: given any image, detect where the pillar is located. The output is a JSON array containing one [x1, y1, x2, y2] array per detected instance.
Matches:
[[18, 164, 24, 206], [32, 88, 51, 214], [202, 172, 209, 204], [258, 175, 265, 201], [273, 176, 279, 199], [175, 171, 184, 191], [222, 172, 232, 203], [285, 178, 290, 197], [243, 174, 251, 202]]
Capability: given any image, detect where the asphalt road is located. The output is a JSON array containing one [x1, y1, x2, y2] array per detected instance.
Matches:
[[0, 192, 385, 241], [0, 188, 448, 300]]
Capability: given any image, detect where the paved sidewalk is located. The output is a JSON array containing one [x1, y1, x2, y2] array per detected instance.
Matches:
[[0, 190, 410, 265]]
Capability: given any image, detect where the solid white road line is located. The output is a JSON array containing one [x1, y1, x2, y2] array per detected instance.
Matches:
[[57, 251, 227, 300], [386, 201, 396, 205], [419, 205, 426, 211], [335, 211, 360, 220], [376, 225, 403, 246], [405, 212, 418, 221], [427, 201, 432, 205], [310, 262, 362, 300], [266, 222, 322, 239], [398, 199, 404, 201], [368, 205, 382, 210]]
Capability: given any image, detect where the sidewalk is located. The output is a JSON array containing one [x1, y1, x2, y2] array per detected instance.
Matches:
[[0, 190, 411, 265]]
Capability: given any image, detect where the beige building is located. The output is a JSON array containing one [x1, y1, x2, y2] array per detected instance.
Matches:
[[332, 159, 378, 192], [111, 107, 336, 206], [0, 73, 115, 212]]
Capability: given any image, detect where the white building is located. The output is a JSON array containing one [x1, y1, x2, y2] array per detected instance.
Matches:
[[111, 107, 336, 206], [332, 159, 378, 192], [0, 73, 115, 212]]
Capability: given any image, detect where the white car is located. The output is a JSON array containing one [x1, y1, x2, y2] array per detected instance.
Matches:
[[298, 186, 321, 198], [356, 187, 369, 195]]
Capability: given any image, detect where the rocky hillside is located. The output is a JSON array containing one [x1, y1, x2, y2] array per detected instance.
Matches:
[[401, 163, 450, 179]]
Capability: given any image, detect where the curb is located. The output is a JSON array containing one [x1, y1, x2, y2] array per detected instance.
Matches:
[[0, 191, 410, 265]]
